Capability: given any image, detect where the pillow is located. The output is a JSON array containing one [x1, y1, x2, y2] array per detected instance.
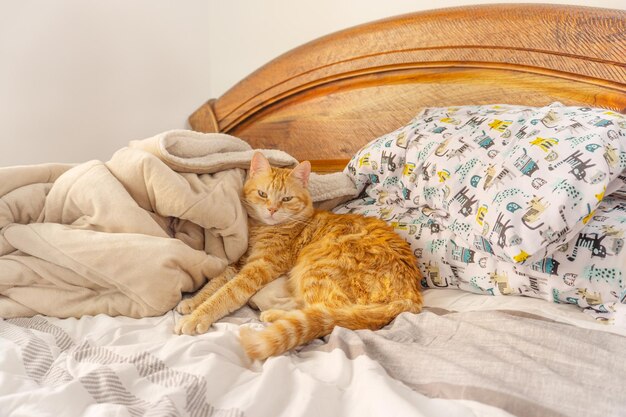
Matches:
[[345, 103, 626, 264]]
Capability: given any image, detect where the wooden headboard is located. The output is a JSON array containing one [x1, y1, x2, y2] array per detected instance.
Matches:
[[189, 4, 626, 172]]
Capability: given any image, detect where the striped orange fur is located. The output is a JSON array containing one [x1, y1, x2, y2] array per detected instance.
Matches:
[[175, 152, 423, 360]]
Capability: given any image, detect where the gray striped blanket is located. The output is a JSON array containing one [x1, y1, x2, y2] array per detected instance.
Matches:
[[2, 295, 624, 417]]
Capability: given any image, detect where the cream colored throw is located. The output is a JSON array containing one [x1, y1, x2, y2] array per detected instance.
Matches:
[[0, 130, 357, 318]]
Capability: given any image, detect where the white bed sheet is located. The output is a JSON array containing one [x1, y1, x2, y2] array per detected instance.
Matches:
[[1, 307, 514, 417], [4, 286, 625, 417], [4, 287, 624, 417]]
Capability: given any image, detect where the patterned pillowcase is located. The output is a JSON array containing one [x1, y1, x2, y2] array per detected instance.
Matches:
[[345, 103, 626, 264]]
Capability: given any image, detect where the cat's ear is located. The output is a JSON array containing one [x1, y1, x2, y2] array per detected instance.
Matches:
[[249, 152, 272, 177], [290, 161, 311, 188]]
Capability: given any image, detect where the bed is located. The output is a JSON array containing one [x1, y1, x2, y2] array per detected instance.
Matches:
[[2, 4, 625, 417]]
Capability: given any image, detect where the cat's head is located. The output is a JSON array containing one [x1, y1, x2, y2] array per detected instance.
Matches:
[[243, 152, 314, 225]]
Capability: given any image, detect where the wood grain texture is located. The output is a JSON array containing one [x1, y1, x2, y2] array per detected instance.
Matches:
[[231, 67, 625, 163], [189, 4, 626, 171]]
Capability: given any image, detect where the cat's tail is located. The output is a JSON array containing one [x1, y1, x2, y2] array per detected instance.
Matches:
[[239, 300, 421, 360]]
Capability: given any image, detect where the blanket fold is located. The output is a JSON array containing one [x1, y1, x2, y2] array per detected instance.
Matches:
[[0, 130, 358, 318]]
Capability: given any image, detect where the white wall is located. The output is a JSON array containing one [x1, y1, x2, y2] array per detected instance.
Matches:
[[0, 0, 210, 166], [1, 1, 624, 166]]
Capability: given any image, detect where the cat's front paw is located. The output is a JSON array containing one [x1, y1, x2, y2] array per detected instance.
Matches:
[[175, 298, 196, 315], [259, 309, 287, 322], [174, 314, 213, 335]]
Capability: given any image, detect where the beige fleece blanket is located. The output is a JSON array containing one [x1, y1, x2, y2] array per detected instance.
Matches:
[[0, 130, 357, 318]]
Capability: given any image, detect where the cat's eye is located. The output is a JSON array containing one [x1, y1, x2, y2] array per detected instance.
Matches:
[[282, 196, 293, 202], [258, 190, 267, 198]]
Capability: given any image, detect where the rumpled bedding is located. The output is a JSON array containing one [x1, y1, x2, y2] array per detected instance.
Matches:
[[2, 296, 625, 417], [338, 103, 626, 322], [0, 130, 357, 319]]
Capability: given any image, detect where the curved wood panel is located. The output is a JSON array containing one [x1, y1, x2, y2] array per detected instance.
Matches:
[[189, 4, 626, 171], [229, 67, 626, 168]]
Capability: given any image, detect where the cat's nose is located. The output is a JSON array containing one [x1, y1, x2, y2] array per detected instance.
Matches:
[[268, 207, 278, 215]]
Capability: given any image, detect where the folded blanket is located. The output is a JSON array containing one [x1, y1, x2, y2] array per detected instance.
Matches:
[[0, 130, 358, 318]]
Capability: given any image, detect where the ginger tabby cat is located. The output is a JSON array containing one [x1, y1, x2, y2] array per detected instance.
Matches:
[[175, 152, 423, 360]]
